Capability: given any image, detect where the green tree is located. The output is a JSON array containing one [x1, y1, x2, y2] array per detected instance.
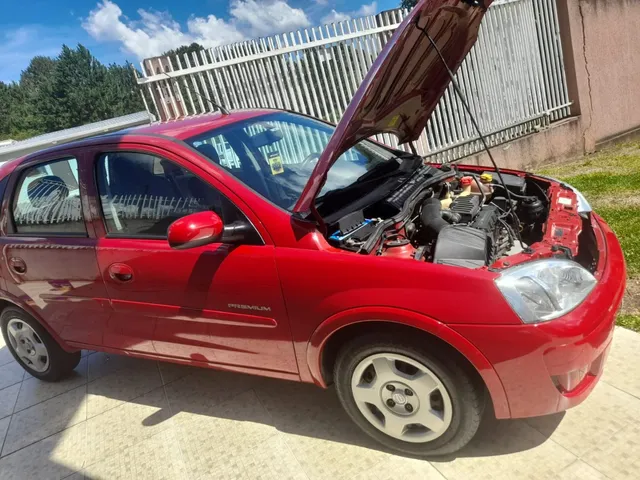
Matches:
[[401, 0, 418, 9], [0, 44, 145, 142], [0, 81, 38, 140], [38, 45, 109, 131], [20, 56, 56, 91], [104, 62, 146, 117], [19, 56, 57, 134], [37, 45, 144, 132], [163, 42, 206, 69], [0, 82, 12, 139]]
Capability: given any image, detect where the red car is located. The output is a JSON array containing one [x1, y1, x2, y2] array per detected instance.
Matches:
[[0, 0, 625, 456]]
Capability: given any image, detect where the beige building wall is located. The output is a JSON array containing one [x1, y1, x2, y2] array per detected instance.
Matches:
[[558, 0, 640, 151]]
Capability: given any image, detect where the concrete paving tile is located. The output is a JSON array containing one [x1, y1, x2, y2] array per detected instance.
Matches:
[[0, 384, 20, 420], [85, 386, 173, 466], [0, 362, 24, 391], [430, 419, 577, 480], [87, 352, 152, 382], [173, 389, 276, 454], [14, 357, 88, 412], [231, 434, 309, 480], [353, 456, 446, 480], [254, 377, 354, 434], [0, 416, 10, 450], [603, 327, 640, 398], [157, 361, 197, 385], [0, 345, 14, 367], [557, 460, 608, 480], [581, 422, 640, 479], [526, 380, 640, 456], [0, 422, 86, 480], [172, 389, 298, 479], [255, 378, 392, 480], [63, 473, 85, 480], [164, 368, 255, 415], [1, 385, 87, 456], [187, 433, 308, 480], [282, 430, 393, 480], [87, 361, 162, 418], [82, 429, 189, 480]]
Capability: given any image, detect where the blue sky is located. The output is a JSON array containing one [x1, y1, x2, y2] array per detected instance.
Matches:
[[0, 0, 400, 83]]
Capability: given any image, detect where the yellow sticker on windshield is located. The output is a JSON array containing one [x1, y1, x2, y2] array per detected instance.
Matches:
[[388, 114, 401, 128], [268, 152, 284, 175]]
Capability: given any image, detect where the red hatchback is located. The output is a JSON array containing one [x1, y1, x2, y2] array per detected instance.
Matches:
[[0, 0, 625, 456]]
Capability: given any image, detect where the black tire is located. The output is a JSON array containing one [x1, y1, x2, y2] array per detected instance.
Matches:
[[1, 307, 81, 382], [334, 334, 485, 457]]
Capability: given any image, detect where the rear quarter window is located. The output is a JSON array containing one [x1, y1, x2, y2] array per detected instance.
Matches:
[[11, 158, 86, 236]]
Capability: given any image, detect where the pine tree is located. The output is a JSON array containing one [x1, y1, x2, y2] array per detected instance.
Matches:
[[400, 0, 418, 9]]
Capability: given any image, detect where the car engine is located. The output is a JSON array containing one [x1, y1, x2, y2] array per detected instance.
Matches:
[[325, 165, 550, 269]]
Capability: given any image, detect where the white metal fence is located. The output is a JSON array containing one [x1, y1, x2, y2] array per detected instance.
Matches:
[[136, 0, 571, 162]]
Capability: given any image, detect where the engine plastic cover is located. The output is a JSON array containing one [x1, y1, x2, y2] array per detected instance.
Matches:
[[433, 225, 489, 268]]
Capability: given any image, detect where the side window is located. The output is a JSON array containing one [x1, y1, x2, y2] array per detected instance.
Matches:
[[12, 158, 85, 235], [191, 134, 242, 170], [95, 152, 259, 241]]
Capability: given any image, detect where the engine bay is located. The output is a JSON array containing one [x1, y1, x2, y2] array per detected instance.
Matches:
[[325, 164, 551, 269]]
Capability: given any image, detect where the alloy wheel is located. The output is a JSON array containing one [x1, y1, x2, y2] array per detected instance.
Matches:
[[6, 319, 50, 372], [350, 352, 453, 443]]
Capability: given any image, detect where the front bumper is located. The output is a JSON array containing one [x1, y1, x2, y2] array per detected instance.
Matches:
[[453, 213, 626, 418]]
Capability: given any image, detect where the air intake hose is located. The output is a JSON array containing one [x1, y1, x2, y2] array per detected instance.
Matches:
[[421, 197, 449, 236]]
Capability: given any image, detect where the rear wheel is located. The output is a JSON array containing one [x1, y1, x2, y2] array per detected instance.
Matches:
[[334, 335, 484, 456], [1, 307, 80, 382]]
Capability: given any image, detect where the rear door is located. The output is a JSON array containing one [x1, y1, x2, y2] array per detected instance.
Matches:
[[88, 143, 297, 374], [0, 151, 110, 346]]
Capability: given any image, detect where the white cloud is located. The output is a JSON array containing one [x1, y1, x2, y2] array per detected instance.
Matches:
[[321, 9, 352, 24], [357, 2, 378, 16], [320, 2, 378, 25], [83, 0, 310, 60], [230, 0, 311, 37]]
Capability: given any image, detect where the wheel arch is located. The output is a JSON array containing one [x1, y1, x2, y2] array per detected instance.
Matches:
[[0, 294, 75, 353], [306, 306, 510, 419]]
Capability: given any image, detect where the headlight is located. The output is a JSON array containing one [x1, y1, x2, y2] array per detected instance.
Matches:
[[495, 259, 597, 324]]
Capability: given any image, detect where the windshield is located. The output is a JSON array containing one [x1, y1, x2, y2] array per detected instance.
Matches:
[[185, 112, 404, 211]]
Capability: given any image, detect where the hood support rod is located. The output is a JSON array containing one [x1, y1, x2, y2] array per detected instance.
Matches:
[[413, 18, 526, 249]]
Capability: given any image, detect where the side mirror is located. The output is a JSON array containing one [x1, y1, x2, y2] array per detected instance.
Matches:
[[168, 211, 224, 250]]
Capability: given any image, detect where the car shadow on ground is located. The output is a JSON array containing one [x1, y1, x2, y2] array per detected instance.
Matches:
[[141, 362, 567, 461], [0, 352, 566, 478]]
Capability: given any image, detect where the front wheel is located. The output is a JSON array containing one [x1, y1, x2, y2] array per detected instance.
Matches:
[[1, 307, 81, 382], [334, 335, 484, 456]]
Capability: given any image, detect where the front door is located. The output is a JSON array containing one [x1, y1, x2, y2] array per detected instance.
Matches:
[[0, 154, 110, 347], [90, 146, 297, 374]]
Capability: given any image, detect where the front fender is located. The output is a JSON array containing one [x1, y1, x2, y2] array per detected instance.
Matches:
[[306, 306, 510, 419]]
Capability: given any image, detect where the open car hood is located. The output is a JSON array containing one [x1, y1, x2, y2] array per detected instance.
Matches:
[[293, 0, 493, 214]]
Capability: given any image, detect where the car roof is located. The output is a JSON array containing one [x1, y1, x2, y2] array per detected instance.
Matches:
[[120, 108, 278, 140], [5, 109, 280, 176]]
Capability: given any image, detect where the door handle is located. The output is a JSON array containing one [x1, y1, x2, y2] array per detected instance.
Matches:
[[108, 263, 134, 283], [9, 257, 27, 275]]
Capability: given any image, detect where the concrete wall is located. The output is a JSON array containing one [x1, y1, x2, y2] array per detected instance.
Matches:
[[464, 0, 640, 170], [460, 117, 584, 170], [557, 0, 640, 150]]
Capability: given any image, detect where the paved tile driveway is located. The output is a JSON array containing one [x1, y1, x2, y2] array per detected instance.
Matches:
[[0, 327, 638, 480]]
